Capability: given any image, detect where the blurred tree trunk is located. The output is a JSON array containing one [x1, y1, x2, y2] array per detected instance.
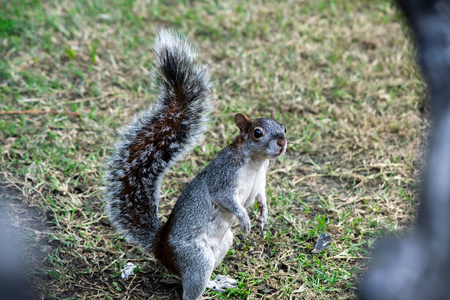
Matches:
[[361, 1, 450, 299]]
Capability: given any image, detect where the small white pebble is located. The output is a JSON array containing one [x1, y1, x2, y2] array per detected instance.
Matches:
[[121, 262, 137, 280]]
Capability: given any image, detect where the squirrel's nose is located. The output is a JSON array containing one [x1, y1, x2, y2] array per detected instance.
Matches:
[[277, 138, 286, 148]]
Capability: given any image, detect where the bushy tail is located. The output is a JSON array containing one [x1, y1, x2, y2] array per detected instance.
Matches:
[[104, 29, 213, 250]]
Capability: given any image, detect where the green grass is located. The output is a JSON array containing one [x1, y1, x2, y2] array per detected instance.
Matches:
[[0, 0, 425, 299]]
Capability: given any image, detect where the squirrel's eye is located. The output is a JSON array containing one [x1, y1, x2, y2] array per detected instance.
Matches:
[[254, 128, 263, 139]]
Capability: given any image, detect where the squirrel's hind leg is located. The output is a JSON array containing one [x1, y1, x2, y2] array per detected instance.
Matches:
[[178, 246, 215, 300], [207, 275, 238, 292], [179, 229, 237, 298], [206, 228, 238, 292], [213, 228, 233, 269]]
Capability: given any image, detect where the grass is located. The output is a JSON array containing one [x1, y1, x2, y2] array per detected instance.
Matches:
[[0, 0, 425, 299]]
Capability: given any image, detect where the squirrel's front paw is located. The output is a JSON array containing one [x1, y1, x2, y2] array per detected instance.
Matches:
[[239, 214, 251, 234], [257, 215, 267, 236]]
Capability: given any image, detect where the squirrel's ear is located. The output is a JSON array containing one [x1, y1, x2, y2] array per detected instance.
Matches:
[[234, 113, 252, 136], [269, 108, 276, 119]]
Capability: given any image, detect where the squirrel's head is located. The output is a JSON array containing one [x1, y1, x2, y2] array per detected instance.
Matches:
[[234, 109, 287, 160]]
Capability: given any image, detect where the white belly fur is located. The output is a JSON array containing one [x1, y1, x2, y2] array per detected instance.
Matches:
[[204, 159, 269, 257], [237, 159, 269, 209]]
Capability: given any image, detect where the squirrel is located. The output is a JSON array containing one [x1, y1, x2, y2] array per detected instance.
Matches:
[[104, 28, 287, 300]]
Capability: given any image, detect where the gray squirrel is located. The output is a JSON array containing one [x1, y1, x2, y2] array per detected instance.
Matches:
[[104, 29, 287, 300]]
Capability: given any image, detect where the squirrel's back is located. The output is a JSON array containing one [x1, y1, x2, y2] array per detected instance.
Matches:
[[104, 29, 213, 250]]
